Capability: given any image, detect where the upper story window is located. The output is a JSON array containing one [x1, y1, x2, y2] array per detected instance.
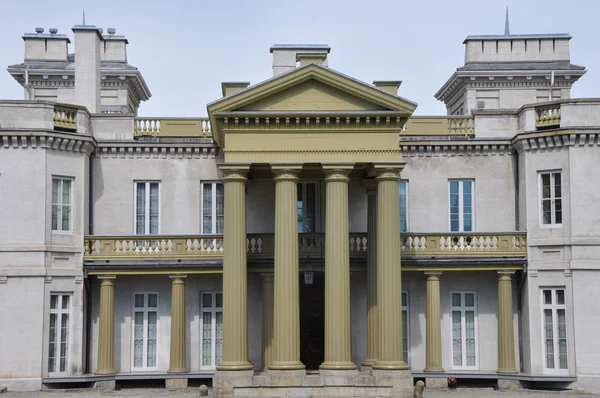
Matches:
[[400, 181, 408, 233], [52, 177, 72, 232], [201, 182, 224, 234], [449, 180, 474, 232], [539, 171, 562, 226], [297, 182, 317, 233], [135, 182, 159, 235]]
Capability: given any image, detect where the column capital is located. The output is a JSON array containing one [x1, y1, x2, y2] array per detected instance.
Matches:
[[220, 164, 250, 182], [169, 274, 187, 282], [425, 271, 443, 277], [373, 167, 402, 181], [272, 167, 301, 181], [323, 166, 352, 181], [98, 275, 116, 282], [498, 270, 516, 279]]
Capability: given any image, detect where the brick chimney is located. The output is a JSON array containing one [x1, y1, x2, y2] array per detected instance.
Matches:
[[72, 24, 103, 113]]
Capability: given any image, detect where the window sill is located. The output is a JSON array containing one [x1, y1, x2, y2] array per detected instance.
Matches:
[[539, 224, 563, 229], [52, 230, 74, 235]]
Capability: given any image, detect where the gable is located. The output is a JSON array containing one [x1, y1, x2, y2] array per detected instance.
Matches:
[[238, 80, 387, 112]]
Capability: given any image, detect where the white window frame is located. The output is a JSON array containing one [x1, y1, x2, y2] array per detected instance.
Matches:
[[48, 293, 72, 376], [131, 292, 159, 371], [541, 287, 568, 375], [200, 182, 224, 234], [448, 180, 475, 232], [400, 181, 409, 233], [450, 291, 479, 370], [538, 171, 563, 227], [200, 292, 223, 370], [133, 181, 160, 235], [402, 291, 410, 364], [297, 181, 320, 233], [51, 177, 73, 233]]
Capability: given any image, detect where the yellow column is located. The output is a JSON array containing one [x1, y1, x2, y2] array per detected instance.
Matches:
[[497, 271, 517, 373], [270, 168, 304, 370], [216, 167, 253, 371], [96, 275, 116, 375], [320, 167, 356, 370], [424, 271, 444, 372], [168, 275, 188, 373], [261, 273, 274, 371], [361, 182, 378, 368], [373, 167, 408, 370]]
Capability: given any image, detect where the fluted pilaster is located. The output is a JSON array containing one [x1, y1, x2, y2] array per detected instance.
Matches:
[[96, 275, 116, 375], [362, 182, 378, 368], [270, 168, 304, 370], [261, 273, 274, 371], [217, 167, 253, 371], [424, 271, 444, 372], [168, 275, 188, 373], [320, 167, 356, 370], [497, 271, 517, 374], [373, 167, 408, 370]]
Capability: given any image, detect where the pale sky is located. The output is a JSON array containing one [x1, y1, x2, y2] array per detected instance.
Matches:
[[1, 0, 598, 116]]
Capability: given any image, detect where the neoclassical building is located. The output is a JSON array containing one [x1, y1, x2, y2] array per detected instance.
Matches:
[[1, 20, 599, 397]]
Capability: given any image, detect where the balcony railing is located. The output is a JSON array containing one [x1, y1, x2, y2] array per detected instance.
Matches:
[[53, 105, 78, 131], [535, 104, 561, 128], [402, 116, 475, 136], [84, 232, 526, 262], [134, 117, 212, 138]]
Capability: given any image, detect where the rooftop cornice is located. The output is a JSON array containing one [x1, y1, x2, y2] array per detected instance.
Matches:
[[0, 130, 96, 155], [511, 129, 600, 153], [463, 33, 571, 43], [399, 139, 514, 158]]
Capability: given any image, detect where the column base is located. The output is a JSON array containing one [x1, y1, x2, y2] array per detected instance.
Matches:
[[213, 370, 254, 398], [497, 368, 518, 374], [361, 358, 377, 369], [94, 380, 116, 391], [165, 378, 188, 389], [423, 366, 445, 372], [94, 369, 116, 375], [268, 361, 305, 371], [498, 378, 521, 390], [372, 360, 409, 370], [167, 367, 189, 374], [319, 361, 357, 370], [216, 361, 254, 371], [425, 377, 448, 389]]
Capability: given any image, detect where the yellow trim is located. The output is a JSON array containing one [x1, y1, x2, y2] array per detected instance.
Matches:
[[88, 269, 223, 276]]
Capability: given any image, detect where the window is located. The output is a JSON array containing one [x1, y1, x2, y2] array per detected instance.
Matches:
[[400, 181, 408, 233], [449, 180, 474, 232], [451, 292, 478, 370], [539, 172, 562, 225], [132, 293, 158, 370], [48, 294, 71, 374], [52, 178, 72, 232], [135, 182, 159, 234], [201, 182, 224, 234], [542, 288, 568, 373], [402, 291, 409, 364], [201, 292, 223, 369], [297, 182, 317, 233]]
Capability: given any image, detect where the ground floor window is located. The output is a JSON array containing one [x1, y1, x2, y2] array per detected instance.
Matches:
[[450, 292, 478, 370], [132, 293, 158, 370], [201, 292, 223, 369], [402, 291, 409, 364], [542, 288, 568, 373], [48, 294, 71, 374]]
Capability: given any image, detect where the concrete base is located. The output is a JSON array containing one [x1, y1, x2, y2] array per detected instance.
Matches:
[[94, 380, 116, 391], [213, 370, 254, 398], [425, 377, 448, 389], [0, 378, 41, 392], [498, 378, 520, 390], [165, 378, 188, 389]]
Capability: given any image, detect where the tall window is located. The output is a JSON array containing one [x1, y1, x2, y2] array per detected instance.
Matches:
[[451, 292, 478, 369], [132, 293, 158, 370], [52, 178, 72, 232], [400, 181, 408, 233], [48, 294, 70, 374], [297, 182, 317, 233], [135, 182, 159, 234], [402, 291, 409, 364], [449, 180, 474, 232], [542, 288, 568, 372], [539, 172, 562, 225], [201, 182, 224, 234], [201, 292, 223, 369]]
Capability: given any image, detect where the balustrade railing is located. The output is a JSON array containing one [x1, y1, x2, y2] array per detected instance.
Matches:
[[85, 232, 526, 262], [402, 116, 474, 136], [535, 104, 561, 128], [134, 117, 212, 138], [53, 105, 78, 131]]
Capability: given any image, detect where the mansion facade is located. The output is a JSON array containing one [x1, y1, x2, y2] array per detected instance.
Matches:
[[0, 20, 599, 397]]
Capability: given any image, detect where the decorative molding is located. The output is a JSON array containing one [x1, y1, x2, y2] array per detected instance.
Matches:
[[0, 276, 7, 284], [564, 270, 573, 278], [467, 80, 572, 89], [528, 270, 539, 278], [44, 276, 52, 284], [31, 79, 74, 88], [94, 145, 218, 159], [75, 276, 83, 284], [224, 149, 401, 156], [399, 141, 512, 158], [513, 131, 600, 154], [0, 133, 95, 155]]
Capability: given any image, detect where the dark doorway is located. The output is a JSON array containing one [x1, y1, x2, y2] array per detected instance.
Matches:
[[300, 271, 325, 370]]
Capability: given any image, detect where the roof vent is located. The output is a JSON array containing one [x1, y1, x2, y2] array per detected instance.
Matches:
[[35, 27, 44, 34], [49, 28, 58, 34], [107, 28, 116, 35]]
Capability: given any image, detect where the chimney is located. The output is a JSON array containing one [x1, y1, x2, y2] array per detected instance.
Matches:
[[72, 24, 103, 113], [23, 27, 70, 61], [101, 28, 128, 62], [373, 81, 402, 96], [270, 44, 330, 76], [221, 82, 250, 97]]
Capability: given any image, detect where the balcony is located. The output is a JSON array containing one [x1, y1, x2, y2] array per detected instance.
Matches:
[[84, 232, 527, 262], [535, 104, 561, 129], [134, 117, 212, 138], [402, 116, 475, 136], [53, 105, 78, 131]]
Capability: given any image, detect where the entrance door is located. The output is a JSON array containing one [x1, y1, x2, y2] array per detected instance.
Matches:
[[300, 271, 325, 370]]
